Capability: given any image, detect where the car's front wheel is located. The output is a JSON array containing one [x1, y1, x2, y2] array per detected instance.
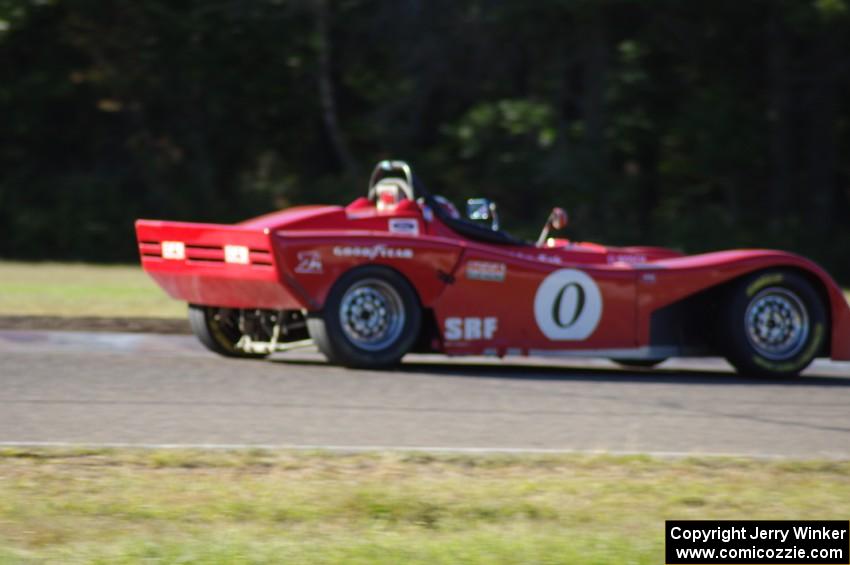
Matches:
[[718, 270, 827, 377], [307, 266, 421, 368]]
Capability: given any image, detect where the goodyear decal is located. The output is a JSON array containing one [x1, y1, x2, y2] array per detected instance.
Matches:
[[333, 245, 414, 260]]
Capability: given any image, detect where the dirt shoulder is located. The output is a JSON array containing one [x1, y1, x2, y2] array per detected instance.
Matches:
[[0, 315, 189, 334]]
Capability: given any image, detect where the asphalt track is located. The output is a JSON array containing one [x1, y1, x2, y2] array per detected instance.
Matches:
[[1, 330, 849, 458]]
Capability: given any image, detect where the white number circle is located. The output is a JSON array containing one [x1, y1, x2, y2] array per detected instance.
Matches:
[[534, 269, 603, 340]]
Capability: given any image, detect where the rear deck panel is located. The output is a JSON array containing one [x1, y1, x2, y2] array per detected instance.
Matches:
[[136, 220, 304, 310]]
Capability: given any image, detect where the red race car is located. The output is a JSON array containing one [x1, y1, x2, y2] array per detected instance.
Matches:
[[136, 160, 850, 376]]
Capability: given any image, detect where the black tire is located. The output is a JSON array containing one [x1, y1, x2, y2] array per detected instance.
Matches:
[[612, 358, 667, 369], [717, 270, 827, 377], [307, 266, 421, 368], [188, 305, 268, 359]]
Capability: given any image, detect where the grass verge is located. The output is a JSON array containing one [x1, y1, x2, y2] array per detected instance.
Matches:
[[0, 448, 848, 564], [0, 261, 182, 318]]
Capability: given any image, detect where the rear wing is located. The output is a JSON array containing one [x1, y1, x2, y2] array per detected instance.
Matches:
[[135, 220, 303, 310], [136, 220, 275, 267]]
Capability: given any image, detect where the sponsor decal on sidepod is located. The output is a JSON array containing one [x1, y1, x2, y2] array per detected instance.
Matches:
[[607, 253, 647, 264], [533, 269, 603, 340], [295, 250, 323, 274], [465, 261, 506, 282], [444, 317, 498, 341], [388, 218, 420, 235]]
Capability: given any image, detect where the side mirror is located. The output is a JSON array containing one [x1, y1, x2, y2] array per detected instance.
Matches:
[[466, 198, 500, 231], [537, 207, 568, 246], [549, 207, 568, 230]]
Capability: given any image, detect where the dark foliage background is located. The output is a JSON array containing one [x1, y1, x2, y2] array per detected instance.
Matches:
[[2, 0, 849, 281]]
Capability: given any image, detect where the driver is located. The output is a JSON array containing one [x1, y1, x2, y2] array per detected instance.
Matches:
[[373, 178, 412, 211]]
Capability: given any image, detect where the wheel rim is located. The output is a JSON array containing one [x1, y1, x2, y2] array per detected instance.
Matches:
[[744, 287, 809, 360], [339, 278, 406, 351], [207, 308, 242, 342], [210, 308, 241, 344]]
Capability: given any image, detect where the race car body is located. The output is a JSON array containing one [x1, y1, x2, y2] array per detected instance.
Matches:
[[136, 161, 850, 376]]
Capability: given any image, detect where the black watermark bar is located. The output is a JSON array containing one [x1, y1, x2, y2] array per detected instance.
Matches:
[[666, 520, 849, 564]]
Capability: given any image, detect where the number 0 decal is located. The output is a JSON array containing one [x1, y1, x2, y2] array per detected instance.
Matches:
[[534, 269, 603, 340]]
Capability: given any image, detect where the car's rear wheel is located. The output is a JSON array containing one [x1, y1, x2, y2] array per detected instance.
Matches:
[[718, 270, 827, 377], [307, 266, 421, 368], [188, 305, 269, 359]]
